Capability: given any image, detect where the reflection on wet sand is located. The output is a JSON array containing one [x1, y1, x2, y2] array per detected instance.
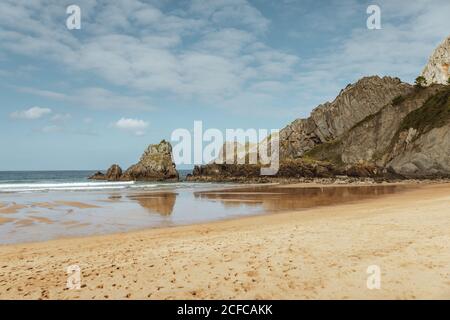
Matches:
[[0, 183, 420, 244], [194, 185, 412, 213], [128, 192, 177, 216]]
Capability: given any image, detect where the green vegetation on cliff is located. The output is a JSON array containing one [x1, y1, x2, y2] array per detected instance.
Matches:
[[303, 139, 343, 166], [392, 95, 406, 106], [398, 88, 450, 136]]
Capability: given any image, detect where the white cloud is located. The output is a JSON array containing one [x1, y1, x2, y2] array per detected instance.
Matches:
[[1, 0, 449, 118], [83, 117, 93, 124], [188, 0, 270, 32], [51, 113, 72, 122], [114, 118, 149, 136], [15, 86, 155, 111], [39, 125, 63, 133], [0, 0, 297, 106], [10, 106, 52, 120], [16, 86, 68, 100]]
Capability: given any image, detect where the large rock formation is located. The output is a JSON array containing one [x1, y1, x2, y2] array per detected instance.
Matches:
[[212, 141, 258, 164], [121, 140, 179, 181], [384, 88, 450, 177], [190, 35, 450, 181], [90, 140, 179, 181], [306, 85, 450, 178], [278, 76, 412, 159], [421, 36, 450, 85], [188, 76, 414, 181]]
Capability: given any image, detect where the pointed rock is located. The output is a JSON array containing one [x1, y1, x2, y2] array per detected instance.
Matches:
[[421, 36, 450, 85], [122, 140, 179, 181]]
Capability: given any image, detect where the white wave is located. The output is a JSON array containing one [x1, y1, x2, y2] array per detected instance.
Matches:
[[0, 181, 136, 192]]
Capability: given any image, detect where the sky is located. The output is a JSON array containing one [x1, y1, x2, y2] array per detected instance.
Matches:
[[0, 0, 449, 170]]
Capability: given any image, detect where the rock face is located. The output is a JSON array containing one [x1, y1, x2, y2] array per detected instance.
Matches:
[[187, 160, 402, 182], [385, 89, 450, 177], [278, 76, 412, 159], [306, 85, 450, 178], [106, 164, 123, 180], [188, 160, 343, 182], [122, 140, 179, 181], [212, 141, 258, 164], [336, 85, 444, 165], [88, 164, 123, 180], [88, 171, 106, 180], [191, 35, 450, 181], [90, 140, 179, 181], [421, 36, 450, 85], [190, 83, 450, 181]]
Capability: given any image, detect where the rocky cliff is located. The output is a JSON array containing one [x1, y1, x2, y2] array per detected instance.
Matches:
[[90, 140, 179, 181], [279, 76, 412, 159], [421, 36, 450, 85], [189, 35, 450, 181], [306, 85, 450, 178]]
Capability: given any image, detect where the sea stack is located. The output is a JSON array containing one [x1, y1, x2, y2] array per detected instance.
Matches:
[[89, 140, 179, 181], [121, 140, 179, 181]]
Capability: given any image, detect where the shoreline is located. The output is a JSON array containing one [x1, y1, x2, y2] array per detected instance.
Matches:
[[0, 181, 420, 247], [0, 182, 449, 299], [0, 180, 436, 246]]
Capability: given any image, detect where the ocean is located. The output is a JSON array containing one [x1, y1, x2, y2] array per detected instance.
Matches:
[[0, 170, 193, 193]]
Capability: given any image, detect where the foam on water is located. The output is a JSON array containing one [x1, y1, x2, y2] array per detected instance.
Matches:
[[0, 181, 139, 193], [0, 170, 218, 193]]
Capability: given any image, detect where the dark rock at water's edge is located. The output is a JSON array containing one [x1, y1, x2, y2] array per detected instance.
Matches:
[[88, 171, 106, 180], [89, 140, 179, 181], [99, 164, 123, 180], [89, 163, 122, 180], [89, 164, 124, 181], [186, 160, 405, 183]]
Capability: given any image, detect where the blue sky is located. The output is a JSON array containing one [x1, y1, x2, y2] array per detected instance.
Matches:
[[0, 0, 449, 170]]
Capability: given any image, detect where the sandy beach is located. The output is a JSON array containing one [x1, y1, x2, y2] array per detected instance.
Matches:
[[0, 182, 449, 300]]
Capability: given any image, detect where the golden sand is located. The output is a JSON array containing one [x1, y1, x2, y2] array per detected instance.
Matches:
[[0, 183, 449, 299]]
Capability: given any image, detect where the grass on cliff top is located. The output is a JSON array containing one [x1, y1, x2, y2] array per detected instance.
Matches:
[[398, 87, 450, 135]]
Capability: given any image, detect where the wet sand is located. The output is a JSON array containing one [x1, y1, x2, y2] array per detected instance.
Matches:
[[54, 201, 100, 209], [0, 183, 415, 244], [0, 204, 26, 214], [0, 217, 14, 225], [0, 182, 449, 299]]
